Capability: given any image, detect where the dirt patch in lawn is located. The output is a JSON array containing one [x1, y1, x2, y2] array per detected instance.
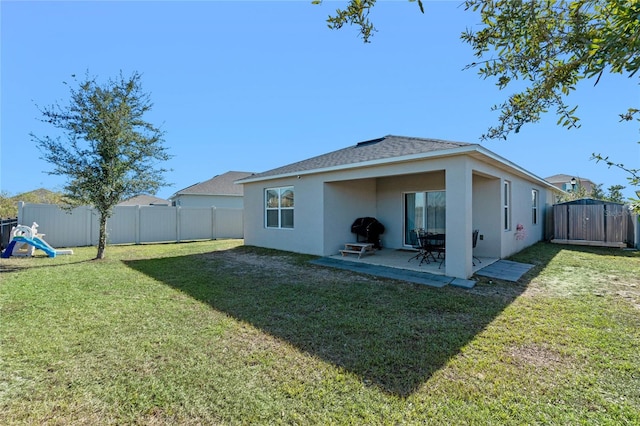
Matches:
[[203, 250, 377, 285], [507, 343, 570, 370]]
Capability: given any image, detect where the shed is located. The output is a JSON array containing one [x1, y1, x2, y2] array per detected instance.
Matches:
[[551, 198, 635, 248]]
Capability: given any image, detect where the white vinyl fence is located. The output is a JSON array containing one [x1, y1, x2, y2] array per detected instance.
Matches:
[[17, 202, 243, 248]]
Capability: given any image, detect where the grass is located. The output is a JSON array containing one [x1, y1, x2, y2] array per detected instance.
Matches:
[[1, 240, 639, 424]]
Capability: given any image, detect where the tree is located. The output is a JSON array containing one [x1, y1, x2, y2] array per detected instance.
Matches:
[[314, 0, 424, 43], [317, 0, 639, 205], [0, 189, 65, 218], [0, 191, 15, 219], [606, 184, 626, 203], [32, 72, 171, 259], [556, 182, 590, 202], [590, 183, 606, 200], [460, 0, 639, 206], [557, 181, 627, 203]]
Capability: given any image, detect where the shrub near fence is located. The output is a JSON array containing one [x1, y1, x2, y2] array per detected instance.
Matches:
[[17, 202, 243, 248]]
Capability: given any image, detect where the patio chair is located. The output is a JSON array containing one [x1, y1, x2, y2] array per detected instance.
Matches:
[[472, 229, 481, 266], [408, 229, 430, 265], [424, 232, 445, 268]]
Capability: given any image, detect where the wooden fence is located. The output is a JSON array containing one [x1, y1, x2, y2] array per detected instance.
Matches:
[[17, 202, 243, 248]]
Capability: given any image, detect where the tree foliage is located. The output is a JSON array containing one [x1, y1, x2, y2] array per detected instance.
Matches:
[[461, 0, 639, 137], [318, 0, 639, 201], [0, 189, 65, 218], [462, 0, 640, 206], [313, 0, 424, 42], [556, 182, 627, 203], [32, 72, 171, 259]]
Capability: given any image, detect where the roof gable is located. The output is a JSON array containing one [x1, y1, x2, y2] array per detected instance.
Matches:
[[239, 135, 474, 181], [545, 174, 595, 185], [118, 195, 170, 206], [172, 171, 253, 197]]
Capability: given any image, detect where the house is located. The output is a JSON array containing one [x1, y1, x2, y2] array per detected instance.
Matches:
[[236, 135, 560, 280], [545, 174, 597, 194], [117, 194, 171, 206], [169, 171, 254, 209]]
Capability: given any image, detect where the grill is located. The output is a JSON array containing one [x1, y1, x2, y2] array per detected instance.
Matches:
[[350, 217, 385, 249]]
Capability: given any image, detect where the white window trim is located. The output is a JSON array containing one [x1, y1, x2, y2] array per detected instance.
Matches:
[[532, 189, 539, 225], [504, 180, 511, 231], [265, 186, 294, 229]]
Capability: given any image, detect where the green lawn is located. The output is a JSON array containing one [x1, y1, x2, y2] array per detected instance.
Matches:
[[1, 240, 639, 424]]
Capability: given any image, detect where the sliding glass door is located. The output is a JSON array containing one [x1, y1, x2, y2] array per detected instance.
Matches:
[[404, 191, 445, 245]]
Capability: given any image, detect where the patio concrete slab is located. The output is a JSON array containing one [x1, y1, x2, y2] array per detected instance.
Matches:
[[450, 278, 477, 289], [310, 257, 476, 289], [474, 259, 534, 282]]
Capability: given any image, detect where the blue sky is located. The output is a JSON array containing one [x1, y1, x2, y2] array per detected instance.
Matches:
[[2, 0, 638, 200]]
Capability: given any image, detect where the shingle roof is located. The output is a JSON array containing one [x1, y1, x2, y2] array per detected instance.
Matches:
[[172, 171, 254, 197], [118, 195, 170, 206], [544, 174, 594, 184], [239, 135, 475, 181]]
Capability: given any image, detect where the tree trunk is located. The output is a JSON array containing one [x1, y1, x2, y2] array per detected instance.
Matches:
[[96, 212, 108, 259]]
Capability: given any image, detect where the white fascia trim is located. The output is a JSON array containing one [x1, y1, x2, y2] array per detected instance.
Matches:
[[474, 146, 560, 191]]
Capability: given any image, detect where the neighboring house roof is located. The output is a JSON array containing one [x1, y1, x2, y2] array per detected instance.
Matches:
[[237, 135, 557, 190], [118, 195, 170, 206], [545, 174, 595, 185], [544, 174, 597, 192], [170, 171, 254, 198]]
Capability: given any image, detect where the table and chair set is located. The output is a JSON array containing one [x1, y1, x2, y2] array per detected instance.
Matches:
[[408, 228, 481, 269], [338, 217, 480, 270], [408, 229, 446, 268]]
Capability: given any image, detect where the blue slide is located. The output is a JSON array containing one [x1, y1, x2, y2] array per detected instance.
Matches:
[[11, 235, 57, 257]]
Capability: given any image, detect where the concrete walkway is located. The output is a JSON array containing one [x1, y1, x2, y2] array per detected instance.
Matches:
[[474, 259, 535, 282], [310, 257, 477, 289], [310, 250, 535, 288]]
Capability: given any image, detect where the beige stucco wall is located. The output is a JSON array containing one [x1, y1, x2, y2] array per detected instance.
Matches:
[[172, 194, 244, 209], [242, 153, 554, 279], [472, 174, 501, 259], [376, 171, 445, 250], [499, 172, 551, 259], [243, 174, 329, 254]]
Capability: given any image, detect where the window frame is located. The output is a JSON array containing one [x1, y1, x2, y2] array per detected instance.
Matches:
[[403, 190, 446, 246], [265, 186, 294, 229], [531, 189, 539, 225], [503, 180, 511, 231]]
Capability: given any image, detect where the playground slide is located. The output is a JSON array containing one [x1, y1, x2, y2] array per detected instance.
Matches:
[[11, 235, 73, 258]]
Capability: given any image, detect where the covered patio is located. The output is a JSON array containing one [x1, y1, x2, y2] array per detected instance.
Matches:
[[315, 247, 499, 288]]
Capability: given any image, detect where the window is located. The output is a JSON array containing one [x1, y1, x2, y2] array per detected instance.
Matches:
[[404, 191, 445, 245], [265, 186, 294, 229], [532, 189, 539, 225], [503, 180, 511, 231]]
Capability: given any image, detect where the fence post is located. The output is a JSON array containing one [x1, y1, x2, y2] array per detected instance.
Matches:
[[211, 207, 217, 240], [17, 201, 24, 224], [636, 214, 639, 249], [176, 206, 181, 243], [136, 205, 141, 244], [84, 206, 91, 246]]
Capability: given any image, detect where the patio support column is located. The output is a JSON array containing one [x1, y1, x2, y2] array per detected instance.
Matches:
[[445, 160, 473, 279]]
